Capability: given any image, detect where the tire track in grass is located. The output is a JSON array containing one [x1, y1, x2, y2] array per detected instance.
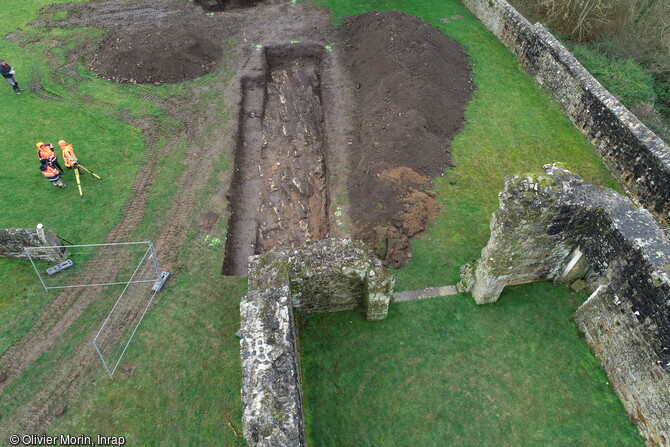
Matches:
[[1, 1, 332, 436]]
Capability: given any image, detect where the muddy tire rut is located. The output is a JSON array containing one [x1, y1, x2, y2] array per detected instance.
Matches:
[[1, 0, 474, 438], [0, 106, 172, 437]]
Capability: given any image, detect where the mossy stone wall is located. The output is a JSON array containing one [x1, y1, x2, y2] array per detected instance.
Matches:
[[240, 238, 394, 447], [460, 164, 670, 445], [461, 0, 670, 226], [0, 227, 68, 263]]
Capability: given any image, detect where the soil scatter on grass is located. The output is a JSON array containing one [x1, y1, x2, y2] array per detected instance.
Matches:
[[1, 0, 339, 436], [340, 10, 473, 267], [91, 24, 223, 84]]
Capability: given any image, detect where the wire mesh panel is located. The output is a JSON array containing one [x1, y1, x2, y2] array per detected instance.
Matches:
[[25, 241, 164, 378], [92, 250, 160, 378], [24, 241, 160, 290]]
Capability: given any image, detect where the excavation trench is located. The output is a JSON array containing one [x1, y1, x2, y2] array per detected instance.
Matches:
[[223, 45, 330, 276], [194, 0, 285, 12]]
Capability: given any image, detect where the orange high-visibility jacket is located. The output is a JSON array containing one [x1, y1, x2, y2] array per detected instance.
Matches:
[[40, 164, 60, 180], [61, 144, 78, 167], [37, 146, 56, 163]]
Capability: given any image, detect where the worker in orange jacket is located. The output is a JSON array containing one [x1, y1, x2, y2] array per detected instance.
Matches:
[[36, 142, 65, 173], [58, 140, 84, 174], [40, 162, 67, 189]]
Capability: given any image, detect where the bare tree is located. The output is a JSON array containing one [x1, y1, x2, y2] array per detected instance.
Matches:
[[538, 0, 670, 49], [539, 0, 613, 42]]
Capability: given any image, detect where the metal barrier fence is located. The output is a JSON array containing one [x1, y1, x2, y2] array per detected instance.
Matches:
[[25, 241, 166, 378], [24, 241, 160, 291]]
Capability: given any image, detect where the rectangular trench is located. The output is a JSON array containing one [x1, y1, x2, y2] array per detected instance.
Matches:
[[194, 0, 267, 12], [223, 45, 330, 276]]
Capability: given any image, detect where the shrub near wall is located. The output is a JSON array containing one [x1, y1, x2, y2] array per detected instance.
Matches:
[[461, 0, 670, 225]]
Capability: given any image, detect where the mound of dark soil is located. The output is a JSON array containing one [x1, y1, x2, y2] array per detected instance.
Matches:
[[91, 25, 222, 84], [340, 10, 473, 266]]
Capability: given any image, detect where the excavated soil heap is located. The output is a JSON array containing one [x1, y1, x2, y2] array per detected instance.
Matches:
[[340, 10, 473, 267], [91, 25, 222, 84]]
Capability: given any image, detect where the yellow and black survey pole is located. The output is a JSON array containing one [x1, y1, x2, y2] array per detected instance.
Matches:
[[73, 166, 83, 197], [70, 162, 101, 197], [77, 164, 101, 179]]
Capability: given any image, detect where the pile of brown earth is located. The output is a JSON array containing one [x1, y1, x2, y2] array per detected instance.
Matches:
[[340, 10, 473, 267], [88, 6, 473, 267], [90, 25, 222, 84]]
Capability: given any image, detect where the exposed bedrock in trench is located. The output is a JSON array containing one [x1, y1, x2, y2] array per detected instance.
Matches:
[[223, 45, 330, 276], [194, 0, 286, 12]]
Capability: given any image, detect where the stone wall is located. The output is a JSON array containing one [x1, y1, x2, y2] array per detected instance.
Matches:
[[0, 227, 68, 263], [240, 238, 394, 447], [459, 164, 670, 445], [248, 238, 395, 320], [460, 0, 670, 225], [240, 285, 306, 446]]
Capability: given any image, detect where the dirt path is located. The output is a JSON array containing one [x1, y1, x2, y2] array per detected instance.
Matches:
[[0, 70, 183, 439], [0, 80, 176, 396]]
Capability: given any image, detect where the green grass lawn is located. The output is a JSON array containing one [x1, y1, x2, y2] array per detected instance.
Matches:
[[0, 259, 51, 355], [0, 1, 201, 359], [47, 228, 248, 446], [0, 0, 644, 445], [0, 1, 147, 358], [47, 72, 246, 443], [300, 0, 643, 445], [0, 2, 246, 444], [299, 284, 642, 446]]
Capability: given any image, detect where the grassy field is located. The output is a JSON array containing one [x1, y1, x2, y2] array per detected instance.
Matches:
[[0, 0, 145, 358], [0, 2, 247, 444], [0, 0, 644, 445], [300, 285, 642, 446], [301, 0, 643, 445], [47, 214, 248, 446]]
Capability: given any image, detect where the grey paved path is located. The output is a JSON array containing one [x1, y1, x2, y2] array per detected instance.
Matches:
[[393, 285, 459, 303]]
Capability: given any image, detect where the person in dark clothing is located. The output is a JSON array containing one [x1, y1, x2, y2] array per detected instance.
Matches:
[[36, 142, 65, 174], [40, 163, 67, 189], [0, 60, 22, 95]]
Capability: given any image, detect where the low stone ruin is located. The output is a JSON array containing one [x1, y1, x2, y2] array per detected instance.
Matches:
[[0, 227, 68, 263], [239, 238, 394, 447], [459, 164, 670, 446]]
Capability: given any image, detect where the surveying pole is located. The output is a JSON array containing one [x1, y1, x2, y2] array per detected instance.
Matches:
[[74, 166, 83, 197], [77, 164, 101, 179]]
